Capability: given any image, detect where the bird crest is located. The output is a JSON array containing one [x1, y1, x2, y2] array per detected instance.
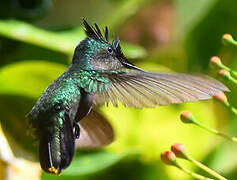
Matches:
[[82, 18, 125, 59]]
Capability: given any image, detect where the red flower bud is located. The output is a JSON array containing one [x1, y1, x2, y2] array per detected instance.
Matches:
[[214, 92, 227, 103], [160, 151, 176, 166], [180, 111, 195, 124], [171, 143, 187, 159]]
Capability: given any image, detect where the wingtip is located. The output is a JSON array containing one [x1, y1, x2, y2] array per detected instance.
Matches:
[[224, 86, 230, 92], [217, 81, 230, 92]]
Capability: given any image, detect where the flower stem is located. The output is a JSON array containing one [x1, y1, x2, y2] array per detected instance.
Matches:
[[185, 155, 228, 180], [222, 101, 237, 116], [193, 121, 237, 143], [218, 64, 237, 78], [228, 75, 237, 84], [223, 34, 237, 47], [175, 162, 214, 180]]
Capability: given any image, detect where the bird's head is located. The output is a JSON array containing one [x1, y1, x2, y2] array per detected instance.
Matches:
[[72, 19, 142, 71]]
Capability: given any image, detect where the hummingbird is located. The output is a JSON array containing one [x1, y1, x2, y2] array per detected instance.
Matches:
[[28, 19, 229, 175]]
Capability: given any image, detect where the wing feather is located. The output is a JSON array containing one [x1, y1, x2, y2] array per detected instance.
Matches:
[[92, 71, 229, 108], [76, 110, 114, 149]]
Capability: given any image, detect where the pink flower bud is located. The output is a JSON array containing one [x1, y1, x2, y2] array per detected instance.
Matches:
[[210, 56, 222, 66], [160, 151, 176, 166], [222, 34, 234, 45], [218, 69, 230, 78], [171, 143, 187, 159]]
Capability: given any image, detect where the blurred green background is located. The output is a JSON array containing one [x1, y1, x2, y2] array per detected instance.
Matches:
[[0, 0, 237, 179]]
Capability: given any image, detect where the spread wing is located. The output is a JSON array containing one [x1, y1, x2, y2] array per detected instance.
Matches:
[[91, 70, 229, 108], [76, 109, 114, 149]]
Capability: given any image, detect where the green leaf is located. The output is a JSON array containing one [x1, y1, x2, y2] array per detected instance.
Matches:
[[0, 20, 77, 54], [0, 20, 147, 59], [42, 150, 126, 179], [0, 61, 66, 98], [64, 151, 125, 176], [100, 100, 228, 180]]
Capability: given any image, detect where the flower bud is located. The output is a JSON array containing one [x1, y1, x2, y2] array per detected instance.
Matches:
[[180, 111, 195, 124], [218, 69, 230, 78], [160, 151, 177, 166], [171, 143, 187, 159], [214, 92, 227, 103], [210, 56, 222, 66], [222, 34, 234, 45]]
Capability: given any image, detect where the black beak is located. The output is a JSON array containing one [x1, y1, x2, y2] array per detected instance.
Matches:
[[122, 59, 144, 72]]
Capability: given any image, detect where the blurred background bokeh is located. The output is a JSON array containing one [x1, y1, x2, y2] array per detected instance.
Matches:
[[0, 0, 237, 179]]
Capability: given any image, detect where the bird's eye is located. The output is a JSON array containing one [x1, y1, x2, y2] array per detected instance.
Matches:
[[54, 103, 63, 112], [107, 46, 113, 54]]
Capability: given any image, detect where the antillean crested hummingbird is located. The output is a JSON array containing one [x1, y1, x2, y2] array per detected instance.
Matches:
[[28, 19, 228, 175]]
